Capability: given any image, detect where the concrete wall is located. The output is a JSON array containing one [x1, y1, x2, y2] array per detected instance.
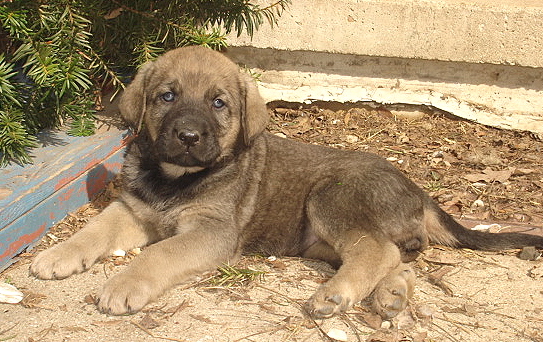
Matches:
[[225, 0, 543, 135]]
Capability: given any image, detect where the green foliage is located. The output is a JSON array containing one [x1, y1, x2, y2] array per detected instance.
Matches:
[[209, 264, 266, 288], [0, 109, 37, 166], [0, 0, 289, 166]]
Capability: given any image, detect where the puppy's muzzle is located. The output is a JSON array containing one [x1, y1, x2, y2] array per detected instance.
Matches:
[[155, 114, 220, 168], [168, 117, 206, 151]]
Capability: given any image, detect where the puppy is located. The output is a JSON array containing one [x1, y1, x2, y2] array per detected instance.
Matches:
[[31, 46, 543, 318]]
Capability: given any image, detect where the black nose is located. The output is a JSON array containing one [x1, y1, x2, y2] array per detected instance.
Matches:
[[177, 130, 200, 147]]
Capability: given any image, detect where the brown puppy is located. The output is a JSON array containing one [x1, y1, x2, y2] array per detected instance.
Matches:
[[31, 46, 543, 318]]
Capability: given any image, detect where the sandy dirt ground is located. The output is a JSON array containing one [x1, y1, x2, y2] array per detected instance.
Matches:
[[1, 104, 542, 342]]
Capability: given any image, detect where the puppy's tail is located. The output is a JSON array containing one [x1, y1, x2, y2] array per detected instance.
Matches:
[[425, 199, 543, 250]]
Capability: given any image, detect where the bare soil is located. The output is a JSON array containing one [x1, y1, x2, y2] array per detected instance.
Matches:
[[1, 104, 542, 342]]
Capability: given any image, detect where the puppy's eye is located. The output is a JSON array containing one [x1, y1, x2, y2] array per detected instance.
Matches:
[[212, 98, 225, 109], [161, 91, 175, 102]]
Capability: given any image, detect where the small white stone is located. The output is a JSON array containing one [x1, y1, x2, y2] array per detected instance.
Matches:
[[47, 233, 59, 242], [472, 223, 501, 231], [0, 282, 24, 304], [267, 256, 277, 262], [130, 248, 142, 255], [327, 328, 348, 341], [345, 135, 359, 143], [112, 249, 126, 257], [380, 320, 392, 329], [274, 132, 287, 138], [472, 199, 485, 208]]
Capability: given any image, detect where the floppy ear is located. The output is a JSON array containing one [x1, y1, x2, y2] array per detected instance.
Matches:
[[119, 62, 154, 133], [241, 74, 269, 145]]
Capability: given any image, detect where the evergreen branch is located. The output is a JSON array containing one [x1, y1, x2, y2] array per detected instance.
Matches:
[[0, 0, 286, 165], [110, 0, 195, 33]]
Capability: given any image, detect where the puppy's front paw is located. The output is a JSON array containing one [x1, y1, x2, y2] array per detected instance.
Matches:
[[305, 283, 354, 318], [372, 265, 415, 319], [97, 273, 156, 315], [30, 242, 99, 280]]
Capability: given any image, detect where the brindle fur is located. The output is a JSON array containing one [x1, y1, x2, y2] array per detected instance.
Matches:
[[31, 46, 543, 318]]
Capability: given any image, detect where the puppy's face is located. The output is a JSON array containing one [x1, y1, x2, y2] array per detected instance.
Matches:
[[119, 46, 269, 175]]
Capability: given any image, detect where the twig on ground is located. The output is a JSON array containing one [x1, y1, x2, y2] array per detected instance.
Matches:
[[130, 321, 185, 342]]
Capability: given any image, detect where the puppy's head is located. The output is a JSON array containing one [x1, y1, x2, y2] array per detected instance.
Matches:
[[119, 46, 269, 175]]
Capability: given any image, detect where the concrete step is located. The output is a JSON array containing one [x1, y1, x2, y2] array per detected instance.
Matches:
[[225, 0, 543, 135]]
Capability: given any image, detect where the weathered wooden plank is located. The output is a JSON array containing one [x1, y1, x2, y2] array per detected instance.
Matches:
[[0, 128, 129, 227], [0, 127, 129, 271]]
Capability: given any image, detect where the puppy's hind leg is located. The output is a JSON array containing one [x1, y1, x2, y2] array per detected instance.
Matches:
[[302, 180, 404, 318], [304, 230, 402, 318]]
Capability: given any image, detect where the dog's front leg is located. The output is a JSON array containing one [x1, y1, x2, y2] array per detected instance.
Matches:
[[97, 220, 238, 315], [31, 200, 153, 280]]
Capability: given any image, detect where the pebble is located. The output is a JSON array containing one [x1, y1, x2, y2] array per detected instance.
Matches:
[[519, 246, 541, 261], [380, 321, 392, 329], [0, 282, 24, 304], [472, 199, 485, 208], [345, 135, 359, 144], [416, 304, 435, 318], [112, 249, 126, 257], [327, 328, 348, 341], [47, 233, 59, 242]]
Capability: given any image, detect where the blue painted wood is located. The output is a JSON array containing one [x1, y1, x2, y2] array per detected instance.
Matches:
[[0, 127, 130, 271]]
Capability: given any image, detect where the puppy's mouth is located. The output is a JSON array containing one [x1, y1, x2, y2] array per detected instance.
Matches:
[[154, 137, 220, 168], [158, 148, 215, 167], [159, 162, 205, 178]]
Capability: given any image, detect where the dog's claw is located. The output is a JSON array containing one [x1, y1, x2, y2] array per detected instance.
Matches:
[[372, 266, 415, 319], [305, 284, 353, 318]]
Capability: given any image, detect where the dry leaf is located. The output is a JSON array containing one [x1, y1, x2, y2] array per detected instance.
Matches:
[[84, 294, 96, 304], [189, 314, 213, 324], [356, 312, 383, 330], [63, 326, 87, 333], [367, 330, 405, 342], [393, 309, 416, 329], [139, 313, 160, 330], [20, 291, 47, 308], [463, 167, 515, 183], [415, 304, 434, 327], [423, 249, 462, 265], [343, 111, 351, 125], [413, 331, 428, 342], [267, 259, 287, 270], [529, 265, 543, 278], [92, 320, 123, 327], [163, 300, 190, 316], [104, 7, 123, 20], [463, 304, 478, 317], [443, 304, 478, 317], [427, 266, 455, 296], [513, 168, 535, 175]]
